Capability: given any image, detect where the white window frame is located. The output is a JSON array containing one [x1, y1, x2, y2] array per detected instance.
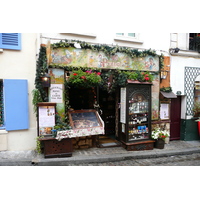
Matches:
[[114, 33, 143, 44]]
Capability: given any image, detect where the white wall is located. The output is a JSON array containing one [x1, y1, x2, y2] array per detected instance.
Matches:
[[170, 56, 200, 95], [0, 33, 39, 151], [41, 33, 171, 55]]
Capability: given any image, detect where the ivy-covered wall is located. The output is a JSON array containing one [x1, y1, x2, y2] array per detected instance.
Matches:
[[34, 40, 164, 128]]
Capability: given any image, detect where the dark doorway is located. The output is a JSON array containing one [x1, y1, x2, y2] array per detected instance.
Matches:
[[99, 89, 116, 136], [69, 87, 95, 110], [170, 96, 181, 140]]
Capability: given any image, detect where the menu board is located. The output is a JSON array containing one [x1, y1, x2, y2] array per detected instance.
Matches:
[[38, 103, 56, 136], [120, 87, 126, 123]]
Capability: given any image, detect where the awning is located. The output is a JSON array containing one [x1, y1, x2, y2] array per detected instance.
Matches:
[[160, 91, 177, 98]]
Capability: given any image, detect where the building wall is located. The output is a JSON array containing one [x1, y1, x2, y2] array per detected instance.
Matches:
[[41, 33, 170, 55], [0, 33, 39, 151], [170, 33, 200, 140]]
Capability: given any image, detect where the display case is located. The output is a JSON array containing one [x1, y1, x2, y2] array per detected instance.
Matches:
[[68, 109, 103, 129], [119, 82, 154, 151]]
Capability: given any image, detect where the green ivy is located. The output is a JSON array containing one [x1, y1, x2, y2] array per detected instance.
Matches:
[[160, 86, 172, 93]]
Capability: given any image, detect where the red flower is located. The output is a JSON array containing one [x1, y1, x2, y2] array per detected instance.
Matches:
[[81, 76, 86, 79], [97, 72, 101, 75], [145, 77, 149, 81], [73, 73, 78, 76]]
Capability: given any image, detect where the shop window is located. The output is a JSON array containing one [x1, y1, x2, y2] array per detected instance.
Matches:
[[0, 33, 21, 50], [189, 33, 200, 52], [0, 79, 29, 131]]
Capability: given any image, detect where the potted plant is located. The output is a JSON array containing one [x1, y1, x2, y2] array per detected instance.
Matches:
[[195, 117, 200, 136], [151, 128, 170, 149], [68, 69, 102, 88], [193, 102, 200, 117]]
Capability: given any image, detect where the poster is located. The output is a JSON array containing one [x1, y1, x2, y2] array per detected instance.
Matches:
[[38, 106, 55, 135], [160, 103, 169, 120], [120, 87, 126, 123], [39, 106, 55, 127]]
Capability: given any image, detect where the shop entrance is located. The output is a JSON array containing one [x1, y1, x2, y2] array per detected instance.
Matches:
[[97, 88, 121, 147], [68, 87, 121, 147]]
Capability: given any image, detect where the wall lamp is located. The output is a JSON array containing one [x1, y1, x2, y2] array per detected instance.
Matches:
[[160, 70, 169, 79], [40, 73, 51, 87]]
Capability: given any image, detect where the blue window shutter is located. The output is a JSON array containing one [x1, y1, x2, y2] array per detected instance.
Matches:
[[0, 33, 21, 50], [4, 79, 29, 131]]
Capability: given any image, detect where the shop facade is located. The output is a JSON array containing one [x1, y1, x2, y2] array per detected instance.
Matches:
[[34, 37, 175, 156]]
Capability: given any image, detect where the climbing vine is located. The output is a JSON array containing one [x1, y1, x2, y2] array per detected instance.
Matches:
[[33, 40, 164, 129]]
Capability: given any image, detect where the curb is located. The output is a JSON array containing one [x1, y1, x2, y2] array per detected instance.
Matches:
[[32, 148, 200, 166]]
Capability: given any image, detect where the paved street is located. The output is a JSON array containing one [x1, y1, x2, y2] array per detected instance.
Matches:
[[66, 152, 200, 166]]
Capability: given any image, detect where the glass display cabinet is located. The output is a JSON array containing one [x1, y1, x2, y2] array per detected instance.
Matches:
[[68, 109, 103, 129], [119, 82, 154, 151]]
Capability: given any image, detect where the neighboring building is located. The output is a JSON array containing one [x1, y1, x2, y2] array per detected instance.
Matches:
[[170, 33, 200, 140], [0, 33, 39, 151]]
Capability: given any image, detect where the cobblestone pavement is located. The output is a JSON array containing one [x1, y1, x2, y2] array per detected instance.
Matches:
[[66, 153, 200, 166]]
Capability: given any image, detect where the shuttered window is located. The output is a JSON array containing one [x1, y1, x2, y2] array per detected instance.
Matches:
[[0, 33, 21, 50], [0, 80, 4, 128], [3, 79, 29, 131]]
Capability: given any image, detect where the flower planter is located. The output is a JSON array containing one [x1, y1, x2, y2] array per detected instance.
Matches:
[[198, 121, 200, 136], [154, 139, 165, 149]]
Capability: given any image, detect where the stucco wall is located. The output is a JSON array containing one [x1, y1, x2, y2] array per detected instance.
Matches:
[[0, 33, 39, 151]]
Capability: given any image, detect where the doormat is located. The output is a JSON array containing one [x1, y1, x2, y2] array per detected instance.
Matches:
[[97, 136, 121, 148]]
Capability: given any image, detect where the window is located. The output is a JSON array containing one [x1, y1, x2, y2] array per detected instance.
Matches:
[[189, 33, 200, 52], [0, 33, 21, 50], [0, 79, 29, 130], [115, 33, 143, 44], [116, 33, 136, 37]]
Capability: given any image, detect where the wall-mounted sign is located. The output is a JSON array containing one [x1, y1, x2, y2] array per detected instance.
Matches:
[[49, 47, 159, 71], [50, 84, 63, 103], [120, 87, 126, 123]]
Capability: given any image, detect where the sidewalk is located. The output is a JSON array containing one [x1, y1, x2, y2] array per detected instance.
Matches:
[[0, 140, 200, 166]]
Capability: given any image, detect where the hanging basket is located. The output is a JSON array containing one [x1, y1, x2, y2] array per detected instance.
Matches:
[[154, 138, 165, 149]]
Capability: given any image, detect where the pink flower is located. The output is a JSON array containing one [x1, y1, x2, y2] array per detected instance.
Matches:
[[97, 72, 101, 75]]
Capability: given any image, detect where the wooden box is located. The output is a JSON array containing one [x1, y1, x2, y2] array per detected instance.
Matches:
[[39, 137, 73, 158], [121, 140, 155, 151]]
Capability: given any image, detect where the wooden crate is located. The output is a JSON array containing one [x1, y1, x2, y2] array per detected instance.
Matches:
[[39, 138, 73, 158]]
